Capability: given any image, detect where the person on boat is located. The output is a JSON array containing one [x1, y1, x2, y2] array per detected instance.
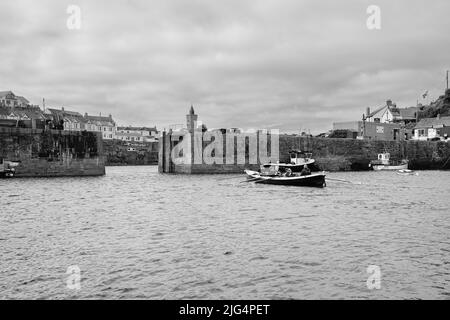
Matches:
[[300, 164, 311, 176], [285, 168, 293, 177]]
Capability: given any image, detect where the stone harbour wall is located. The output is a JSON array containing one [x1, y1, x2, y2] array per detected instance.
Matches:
[[103, 140, 158, 166], [159, 130, 450, 173], [0, 127, 105, 177]]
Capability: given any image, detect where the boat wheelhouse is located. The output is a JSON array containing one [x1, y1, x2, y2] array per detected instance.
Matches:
[[260, 149, 320, 173]]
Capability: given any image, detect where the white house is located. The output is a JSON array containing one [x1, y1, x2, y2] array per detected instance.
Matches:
[[84, 113, 117, 140], [365, 100, 418, 124], [115, 126, 158, 143], [413, 116, 450, 141]]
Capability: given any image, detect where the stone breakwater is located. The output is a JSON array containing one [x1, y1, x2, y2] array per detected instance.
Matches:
[[0, 127, 105, 177], [159, 131, 450, 173]]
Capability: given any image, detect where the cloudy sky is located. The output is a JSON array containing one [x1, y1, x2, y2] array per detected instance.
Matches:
[[0, 0, 449, 133]]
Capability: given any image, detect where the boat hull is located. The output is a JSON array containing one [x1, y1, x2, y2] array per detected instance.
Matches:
[[0, 171, 15, 178], [245, 170, 326, 188], [372, 163, 408, 171]]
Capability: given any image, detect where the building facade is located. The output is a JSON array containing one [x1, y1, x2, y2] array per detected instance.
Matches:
[[413, 116, 450, 141], [333, 121, 410, 141], [365, 100, 418, 125], [46, 108, 85, 131], [0, 91, 30, 108], [84, 113, 117, 140], [116, 126, 158, 143]]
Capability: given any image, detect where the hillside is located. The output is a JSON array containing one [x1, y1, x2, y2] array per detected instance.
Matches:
[[418, 89, 450, 119]]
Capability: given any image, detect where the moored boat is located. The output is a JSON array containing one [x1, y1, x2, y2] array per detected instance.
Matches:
[[244, 169, 326, 188], [397, 169, 417, 176], [0, 159, 19, 178], [276, 150, 321, 172], [369, 153, 408, 171]]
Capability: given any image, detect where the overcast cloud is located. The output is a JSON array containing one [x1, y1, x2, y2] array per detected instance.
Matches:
[[0, 0, 449, 133]]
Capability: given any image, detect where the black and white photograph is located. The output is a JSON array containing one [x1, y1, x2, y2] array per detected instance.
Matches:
[[0, 0, 449, 306]]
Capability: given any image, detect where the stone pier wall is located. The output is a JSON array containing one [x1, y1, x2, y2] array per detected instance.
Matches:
[[0, 127, 105, 177]]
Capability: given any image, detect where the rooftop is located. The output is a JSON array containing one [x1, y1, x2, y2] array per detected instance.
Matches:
[[416, 116, 450, 128]]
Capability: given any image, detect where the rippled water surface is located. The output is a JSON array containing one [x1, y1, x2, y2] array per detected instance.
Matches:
[[1, 166, 449, 299]]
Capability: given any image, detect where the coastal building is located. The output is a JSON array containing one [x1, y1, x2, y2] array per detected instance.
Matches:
[[0, 105, 48, 129], [412, 115, 450, 141], [333, 121, 410, 141], [333, 99, 418, 141], [0, 91, 30, 108], [364, 99, 418, 125], [47, 107, 85, 131], [84, 113, 116, 140], [115, 126, 158, 143]]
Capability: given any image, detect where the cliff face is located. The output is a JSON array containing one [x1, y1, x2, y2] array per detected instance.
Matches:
[[103, 140, 158, 166]]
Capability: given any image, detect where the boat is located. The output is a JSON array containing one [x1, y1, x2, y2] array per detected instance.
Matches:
[[369, 153, 408, 171], [244, 169, 326, 188], [262, 150, 320, 173], [397, 169, 418, 176], [0, 159, 19, 178]]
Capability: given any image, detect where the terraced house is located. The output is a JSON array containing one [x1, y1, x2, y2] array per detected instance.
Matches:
[[115, 126, 158, 143], [84, 113, 116, 140], [46, 107, 85, 131], [46, 108, 117, 139]]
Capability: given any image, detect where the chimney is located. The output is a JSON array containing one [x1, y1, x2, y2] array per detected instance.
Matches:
[[386, 100, 392, 107], [61, 106, 64, 111], [109, 114, 112, 119], [366, 107, 371, 118], [84, 112, 88, 118]]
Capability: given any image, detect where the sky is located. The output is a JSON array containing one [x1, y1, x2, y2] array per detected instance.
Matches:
[[0, 0, 449, 134]]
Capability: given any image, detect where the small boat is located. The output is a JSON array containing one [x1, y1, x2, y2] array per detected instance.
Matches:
[[276, 150, 321, 172], [397, 169, 417, 176], [369, 153, 408, 171], [0, 159, 19, 178], [244, 169, 326, 188]]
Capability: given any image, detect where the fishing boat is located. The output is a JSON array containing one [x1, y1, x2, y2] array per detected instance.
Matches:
[[261, 150, 320, 173], [0, 159, 19, 178], [244, 168, 326, 188], [369, 153, 408, 171]]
